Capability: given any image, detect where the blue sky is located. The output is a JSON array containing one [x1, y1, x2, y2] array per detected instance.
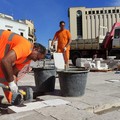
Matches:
[[0, 0, 120, 48]]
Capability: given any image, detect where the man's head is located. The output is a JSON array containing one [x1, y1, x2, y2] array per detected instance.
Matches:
[[29, 43, 46, 61], [59, 21, 65, 30]]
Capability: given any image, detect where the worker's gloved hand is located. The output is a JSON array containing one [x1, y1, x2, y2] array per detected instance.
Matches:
[[9, 81, 18, 93], [50, 46, 53, 50], [63, 47, 67, 51]]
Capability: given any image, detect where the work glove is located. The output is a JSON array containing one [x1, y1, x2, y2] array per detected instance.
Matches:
[[9, 81, 18, 93], [63, 47, 67, 51], [50, 46, 53, 51]]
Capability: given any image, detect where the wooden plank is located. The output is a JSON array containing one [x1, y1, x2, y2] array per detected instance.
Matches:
[[90, 68, 112, 72]]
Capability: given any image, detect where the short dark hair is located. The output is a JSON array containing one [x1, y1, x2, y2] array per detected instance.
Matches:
[[59, 21, 65, 25], [34, 43, 46, 54]]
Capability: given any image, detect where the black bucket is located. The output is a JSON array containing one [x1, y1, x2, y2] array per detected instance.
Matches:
[[57, 68, 88, 97], [33, 68, 56, 93]]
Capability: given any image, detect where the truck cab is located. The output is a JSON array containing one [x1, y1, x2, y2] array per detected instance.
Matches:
[[112, 27, 120, 49]]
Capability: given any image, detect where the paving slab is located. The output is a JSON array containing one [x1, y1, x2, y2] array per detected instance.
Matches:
[[8, 101, 48, 113], [68, 101, 90, 110], [37, 105, 95, 120], [42, 99, 70, 106], [0, 111, 55, 120], [86, 83, 120, 95], [108, 92, 120, 99], [8, 99, 70, 113]]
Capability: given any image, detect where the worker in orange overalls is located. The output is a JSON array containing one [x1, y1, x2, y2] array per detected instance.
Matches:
[[0, 30, 46, 104], [51, 21, 72, 67]]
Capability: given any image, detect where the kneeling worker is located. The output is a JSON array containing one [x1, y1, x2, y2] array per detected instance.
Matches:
[[0, 30, 46, 104]]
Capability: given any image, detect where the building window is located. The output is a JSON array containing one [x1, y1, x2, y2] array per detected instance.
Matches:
[[28, 27, 30, 34], [5, 25, 13, 28], [76, 10, 83, 39], [96, 10, 99, 14], [85, 11, 87, 14], [88, 11, 91, 14], [18, 28, 25, 31], [92, 11, 95, 14], [105, 10, 107, 13], [108, 10, 111, 13], [116, 9, 119, 13], [114, 29, 120, 38], [100, 10, 103, 14], [112, 9, 115, 13], [20, 32, 23, 36], [32, 29, 34, 34]]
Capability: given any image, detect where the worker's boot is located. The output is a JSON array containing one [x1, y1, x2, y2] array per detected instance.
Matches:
[[11, 87, 33, 105]]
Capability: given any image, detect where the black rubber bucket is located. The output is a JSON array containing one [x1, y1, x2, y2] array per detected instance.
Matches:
[[33, 68, 56, 93], [57, 68, 88, 97]]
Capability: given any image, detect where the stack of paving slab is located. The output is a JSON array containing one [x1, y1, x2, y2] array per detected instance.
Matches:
[[106, 56, 120, 70], [76, 58, 108, 70], [30, 59, 55, 69], [76, 56, 120, 71]]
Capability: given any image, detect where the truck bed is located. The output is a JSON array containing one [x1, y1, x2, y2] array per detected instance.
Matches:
[[70, 39, 100, 50]]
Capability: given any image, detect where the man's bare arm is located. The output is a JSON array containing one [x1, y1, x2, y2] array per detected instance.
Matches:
[[65, 37, 72, 48], [1, 50, 17, 82]]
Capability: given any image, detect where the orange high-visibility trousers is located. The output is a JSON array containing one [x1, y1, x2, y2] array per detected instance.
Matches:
[[2, 81, 13, 103], [57, 48, 70, 64]]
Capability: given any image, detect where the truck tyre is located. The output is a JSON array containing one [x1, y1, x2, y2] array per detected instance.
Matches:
[[71, 52, 81, 66], [109, 49, 120, 59]]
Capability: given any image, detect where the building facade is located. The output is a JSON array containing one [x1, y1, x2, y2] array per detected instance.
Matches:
[[23, 20, 36, 43], [0, 13, 36, 43], [0, 13, 28, 39], [68, 6, 120, 40]]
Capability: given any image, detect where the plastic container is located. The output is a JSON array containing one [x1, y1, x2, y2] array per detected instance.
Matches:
[[57, 68, 88, 97], [33, 68, 56, 93]]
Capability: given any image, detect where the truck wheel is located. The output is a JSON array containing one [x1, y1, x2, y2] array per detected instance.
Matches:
[[109, 49, 120, 59], [71, 52, 81, 66]]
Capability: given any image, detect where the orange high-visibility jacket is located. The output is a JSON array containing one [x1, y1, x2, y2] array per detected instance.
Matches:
[[0, 30, 33, 103]]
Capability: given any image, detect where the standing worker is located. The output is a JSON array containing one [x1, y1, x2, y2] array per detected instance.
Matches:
[[51, 21, 72, 67], [0, 29, 46, 104]]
